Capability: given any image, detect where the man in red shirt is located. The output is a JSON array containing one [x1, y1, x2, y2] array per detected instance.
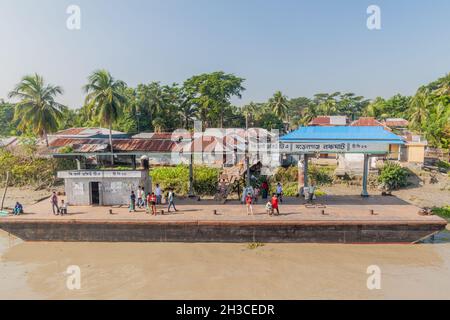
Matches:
[[271, 194, 280, 216], [147, 193, 157, 216]]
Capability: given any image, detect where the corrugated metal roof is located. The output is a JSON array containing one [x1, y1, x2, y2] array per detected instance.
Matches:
[[73, 144, 109, 153], [350, 117, 384, 127], [309, 116, 331, 126], [113, 139, 175, 152], [281, 126, 405, 144], [53, 127, 126, 137], [50, 138, 106, 148], [50, 138, 176, 153], [384, 118, 409, 127]]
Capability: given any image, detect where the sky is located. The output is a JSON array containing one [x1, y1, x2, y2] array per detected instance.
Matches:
[[1, 0, 450, 108]]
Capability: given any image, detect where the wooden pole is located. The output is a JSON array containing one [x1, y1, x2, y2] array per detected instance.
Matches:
[[1, 172, 10, 211]]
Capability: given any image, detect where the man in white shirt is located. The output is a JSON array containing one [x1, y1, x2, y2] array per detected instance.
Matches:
[[155, 184, 162, 205], [137, 186, 144, 209], [276, 183, 283, 203]]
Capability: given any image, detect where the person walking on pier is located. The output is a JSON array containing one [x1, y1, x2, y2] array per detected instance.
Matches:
[[50, 192, 59, 215], [167, 189, 178, 213], [137, 186, 144, 209]]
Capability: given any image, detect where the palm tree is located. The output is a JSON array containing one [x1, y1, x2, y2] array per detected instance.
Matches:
[[152, 118, 166, 133], [318, 97, 337, 115], [268, 91, 289, 122], [8, 73, 65, 146], [83, 70, 127, 164], [409, 93, 430, 131], [430, 73, 450, 96], [178, 96, 197, 130], [300, 104, 318, 125]]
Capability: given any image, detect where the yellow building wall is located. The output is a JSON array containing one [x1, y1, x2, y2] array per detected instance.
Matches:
[[388, 144, 400, 160], [407, 143, 426, 163]]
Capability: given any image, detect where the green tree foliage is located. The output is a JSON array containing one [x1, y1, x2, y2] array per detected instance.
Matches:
[[8, 74, 66, 146], [0, 149, 75, 187], [183, 71, 245, 128], [83, 70, 128, 161], [0, 100, 17, 136], [268, 91, 289, 122], [1, 71, 449, 150], [150, 165, 220, 196]]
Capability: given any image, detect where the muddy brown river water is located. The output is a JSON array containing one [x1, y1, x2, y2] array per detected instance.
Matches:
[[1, 229, 450, 300]]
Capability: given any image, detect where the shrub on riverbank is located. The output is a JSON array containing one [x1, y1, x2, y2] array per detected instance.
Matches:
[[272, 165, 334, 186], [0, 150, 75, 188], [378, 162, 409, 190], [150, 165, 220, 196], [432, 206, 450, 221]]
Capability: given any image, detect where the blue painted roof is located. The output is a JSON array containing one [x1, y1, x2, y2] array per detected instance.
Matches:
[[280, 126, 404, 144]]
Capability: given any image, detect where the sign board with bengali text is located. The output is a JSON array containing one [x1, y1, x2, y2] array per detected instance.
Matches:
[[57, 171, 144, 179], [278, 142, 389, 154]]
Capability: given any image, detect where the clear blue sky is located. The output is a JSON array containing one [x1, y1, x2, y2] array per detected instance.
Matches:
[[1, 0, 449, 108]]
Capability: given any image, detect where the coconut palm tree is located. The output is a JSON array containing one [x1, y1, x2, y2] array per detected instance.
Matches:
[[8, 73, 65, 146], [152, 117, 166, 133], [409, 93, 430, 131], [178, 97, 197, 130], [268, 91, 289, 122], [83, 70, 127, 164], [300, 104, 318, 126]]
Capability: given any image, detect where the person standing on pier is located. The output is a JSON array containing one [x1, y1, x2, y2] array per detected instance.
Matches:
[[50, 192, 59, 215], [271, 194, 280, 216], [155, 184, 162, 205], [167, 189, 178, 213], [60, 200, 68, 215], [129, 191, 136, 212], [261, 181, 269, 200], [245, 193, 254, 215], [276, 183, 283, 203], [147, 192, 157, 216]]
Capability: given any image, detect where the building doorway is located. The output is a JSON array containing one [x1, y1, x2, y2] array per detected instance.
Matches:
[[90, 182, 100, 205]]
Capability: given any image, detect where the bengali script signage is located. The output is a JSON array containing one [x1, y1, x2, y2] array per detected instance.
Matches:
[[279, 142, 389, 153], [57, 171, 143, 179]]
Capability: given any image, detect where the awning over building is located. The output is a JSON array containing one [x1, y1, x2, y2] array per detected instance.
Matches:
[[281, 126, 405, 145]]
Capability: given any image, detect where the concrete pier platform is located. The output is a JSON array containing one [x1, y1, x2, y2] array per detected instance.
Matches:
[[0, 196, 446, 243]]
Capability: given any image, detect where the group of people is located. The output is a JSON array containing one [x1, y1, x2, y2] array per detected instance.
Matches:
[[129, 184, 178, 215], [50, 192, 68, 215], [244, 182, 283, 216]]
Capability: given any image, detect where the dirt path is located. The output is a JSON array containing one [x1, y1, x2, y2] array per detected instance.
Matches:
[[323, 173, 450, 208], [0, 187, 63, 209]]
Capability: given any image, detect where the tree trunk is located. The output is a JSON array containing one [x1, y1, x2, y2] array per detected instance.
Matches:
[[1, 172, 10, 211], [43, 129, 49, 147], [149, 107, 153, 131], [109, 123, 114, 166]]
